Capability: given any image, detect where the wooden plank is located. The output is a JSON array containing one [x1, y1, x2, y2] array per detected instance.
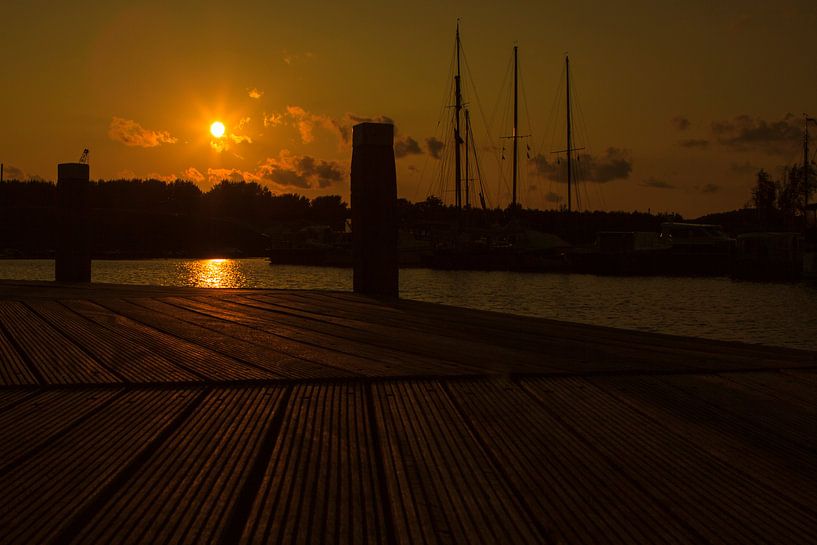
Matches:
[[26, 300, 200, 383], [170, 296, 469, 377], [594, 374, 817, 512], [445, 378, 699, 545], [0, 389, 120, 471], [92, 298, 282, 381], [241, 383, 387, 545], [0, 390, 38, 411], [521, 376, 817, 545], [0, 388, 200, 545], [373, 380, 545, 545], [0, 301, 120, 384], [0, 321, 35, 385], [295, 292, 803, 375], [67, 387, 285, 545], [657, 374, 817, 454], [228, 294, 566, 375], [65, 299, 265, 382], [129, 297, 355, 380]]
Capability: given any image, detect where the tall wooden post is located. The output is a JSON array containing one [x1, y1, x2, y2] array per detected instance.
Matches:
[[351, 122, 398, 297], [56, 163, 91, 282]]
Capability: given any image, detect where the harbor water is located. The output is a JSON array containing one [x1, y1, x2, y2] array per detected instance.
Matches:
[[2, 258, 816, 352]]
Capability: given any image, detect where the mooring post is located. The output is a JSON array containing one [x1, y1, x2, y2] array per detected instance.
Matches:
[[351, 122, 398, 297], [55, 162, 91, 282]]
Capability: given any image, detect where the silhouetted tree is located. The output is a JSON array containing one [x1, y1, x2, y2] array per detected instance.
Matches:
[[309, 195, 349, 230], [750, 169, 778, 227]]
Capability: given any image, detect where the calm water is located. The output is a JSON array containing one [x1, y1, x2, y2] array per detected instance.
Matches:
[[2, 258, 816, 351]]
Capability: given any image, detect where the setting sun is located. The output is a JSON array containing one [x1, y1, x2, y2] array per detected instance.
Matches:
[[210, 121, 225, 138]]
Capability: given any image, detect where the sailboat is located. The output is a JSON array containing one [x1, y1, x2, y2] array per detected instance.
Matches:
[[423, 32, 571, 270]]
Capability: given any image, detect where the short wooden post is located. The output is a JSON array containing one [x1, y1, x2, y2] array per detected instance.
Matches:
[[351, 122, 398, 297], [55, 163, 91, 282]]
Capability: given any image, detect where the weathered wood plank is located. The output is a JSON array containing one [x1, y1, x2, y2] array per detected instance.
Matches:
[[0, 389, 199, 545], [0, 389, 120, 471], [241, 383, 386, 545], [131, 297, 357, 379], [0, 323, 35, 385], [521, 376, 817, 545], [172, 296, 469, 377], [0, 301, 120, 384], [26, 300, 200, 383], [229, 294, 565, 375], [373, 380, 545, 545], [66, 387, 285, 545], [65, 299, 262, 382], [445, 378, 699, 545], [594, 374, 817, 512]]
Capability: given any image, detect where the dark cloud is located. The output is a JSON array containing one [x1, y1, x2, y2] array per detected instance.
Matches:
[[425, 137, 445, 159], [339, 114, 396, 144], [672, 116, 691, 131], [679, 138, 709, 149], [641, 178, 676, 189], [544, 191, 563, 203], [394, 136, 422, 158], [2, 165, 26, 179], [528, 147, 632, 183], [730, 161, 759, 175], [263, 167, 310, 188], [698, 183, 720, 194], [260, 152, 344, 189], [711, 114, 801, 154]]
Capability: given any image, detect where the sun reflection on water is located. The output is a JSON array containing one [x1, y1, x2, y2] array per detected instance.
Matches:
[[178, 258, 246, 288]]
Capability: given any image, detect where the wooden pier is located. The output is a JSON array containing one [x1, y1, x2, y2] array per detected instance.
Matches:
[[1, 279, 816, 544]]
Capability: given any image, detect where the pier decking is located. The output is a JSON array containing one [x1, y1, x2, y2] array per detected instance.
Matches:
[[1, 280, 816, 544]]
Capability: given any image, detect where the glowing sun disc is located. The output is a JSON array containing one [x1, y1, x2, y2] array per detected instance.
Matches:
[[210, 121, 225, 138]]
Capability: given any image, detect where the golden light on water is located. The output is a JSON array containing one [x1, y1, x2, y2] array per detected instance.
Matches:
[[180, 258, 245, 288]]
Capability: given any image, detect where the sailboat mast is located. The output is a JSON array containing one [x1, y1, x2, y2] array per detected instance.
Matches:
[[512, 45, 518, 209], [465, 109, 471, 208], [566, 55, 573, 213], [805, 114, 811, 213], [454, 22, 463, 210]]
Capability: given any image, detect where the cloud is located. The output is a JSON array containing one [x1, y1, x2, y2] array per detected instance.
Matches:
[[641, 177, 676, 189], [544, 191, 563, 203], [237, 117, 251, 130], [529, 148, 633, 183], [108, 116, 177, 147], [264, 106, 396, 147], [672, 115, 691, 131], [394, 136, 422, 158], [711, 114, 801, 154], [207, 168, 258, 187], [182, 167, 204, 183], [285, 105, 340, 144], [697, 183, 721, 194], [283, 50, 314, 65], [679, 138, 709, 149], [263, 112, 284, 127], [2, 164, 26, 180], [730, 161, 758, 175], [259, 150, 344, 189], [248, 88, 264, 99], [425, 137, 445, 159]]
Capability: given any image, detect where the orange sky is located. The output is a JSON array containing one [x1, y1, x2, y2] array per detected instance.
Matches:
[[1, 0, 816, 217]]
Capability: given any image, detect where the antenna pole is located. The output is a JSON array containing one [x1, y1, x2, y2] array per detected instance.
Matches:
[[454, 22, 463, 210], [566, 55, 573, 213], [512, 45, 518, 209]]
